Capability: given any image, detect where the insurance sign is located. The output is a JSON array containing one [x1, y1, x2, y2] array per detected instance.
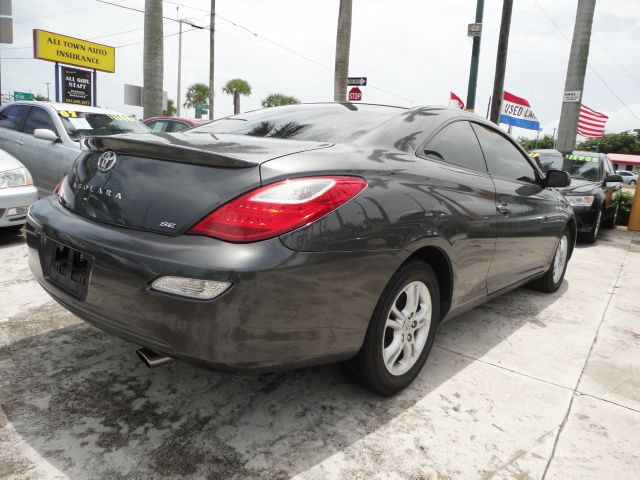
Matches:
[[33, 29, 115, 73]]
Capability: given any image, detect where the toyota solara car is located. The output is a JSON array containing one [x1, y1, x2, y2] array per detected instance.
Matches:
[[27, 103, 575, 395]]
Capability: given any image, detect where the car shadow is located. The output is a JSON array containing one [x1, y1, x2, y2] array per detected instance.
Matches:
[[0, 279, 569, 479], [0, 227, 25, 250]]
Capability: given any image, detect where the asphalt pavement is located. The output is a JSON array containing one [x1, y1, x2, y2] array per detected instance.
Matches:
[[1, 227, 639, 479]]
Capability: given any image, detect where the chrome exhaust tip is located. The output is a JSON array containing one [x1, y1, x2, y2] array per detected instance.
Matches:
[[136, 347, 173, 368]]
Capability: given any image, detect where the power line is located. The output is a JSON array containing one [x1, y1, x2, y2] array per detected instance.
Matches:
[[532, 0, 640, 122], [94, 0, 416, 103]]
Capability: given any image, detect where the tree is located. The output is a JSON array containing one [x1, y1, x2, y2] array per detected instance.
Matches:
[[163, 99, 177, 116], [333, 0, 353, 101], [143, 0, 164, 118], [261, 93, 300, 108], [35, 95, 48, 102], [184, 83, 210, 109], [576, 130, 640, 154], [518, 134, 556, 151], [222, 79, 251, 114]]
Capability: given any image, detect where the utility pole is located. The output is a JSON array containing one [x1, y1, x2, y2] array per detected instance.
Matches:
[[209, 0, 215, 120], [177, 12, 182, 116], [489, 0, 513, 124], [143, 0, 164, 118], [333, 0, 352, 102], [556, 0, 597, 154], [465, 0, 484, 112]]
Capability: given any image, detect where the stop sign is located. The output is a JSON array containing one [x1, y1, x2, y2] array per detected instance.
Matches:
[[348, 87, 362, 102]]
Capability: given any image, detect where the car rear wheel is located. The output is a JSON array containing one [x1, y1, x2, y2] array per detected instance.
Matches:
[[530, 229, 570, 293], [630, 180, 636, 185], [344, 261, 439, 395]]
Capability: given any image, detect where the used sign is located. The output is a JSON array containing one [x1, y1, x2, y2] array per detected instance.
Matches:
[[33, 29, 115, 73]]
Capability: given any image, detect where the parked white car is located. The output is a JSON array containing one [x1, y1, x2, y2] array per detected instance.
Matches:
[[0, 149, 38, 231], [0, 101, 150, 196], [616, 170, 637, 185]]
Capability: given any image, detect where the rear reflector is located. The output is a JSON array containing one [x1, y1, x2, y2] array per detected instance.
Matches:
[[151, 276, 231, 300], [187, 176, 367, 243]]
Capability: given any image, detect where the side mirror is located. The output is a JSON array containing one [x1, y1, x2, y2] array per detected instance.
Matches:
[[545, 169, 571, 188], [33, 128, 59, 142], [605, 174, 623, 187]]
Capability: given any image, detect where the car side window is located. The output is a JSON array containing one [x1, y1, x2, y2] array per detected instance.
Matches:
[[422, 121, 487, 173], [472, 123, 537, 183], [23, 107, 57, 135], [0, 105, 29, 131], [147, 120, 170, 133], [169, 121, 190, 132]]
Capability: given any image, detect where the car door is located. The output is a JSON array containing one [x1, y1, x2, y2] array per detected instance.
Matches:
[[419, 120, 497, 306], [21, 106, 80, 195], [146, 120, 171, 132], [0, 104, 30, 158], [471, 122, 564, 293]]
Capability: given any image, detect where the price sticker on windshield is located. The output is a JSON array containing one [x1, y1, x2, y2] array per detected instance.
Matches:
[[58, 110, 78, 118]]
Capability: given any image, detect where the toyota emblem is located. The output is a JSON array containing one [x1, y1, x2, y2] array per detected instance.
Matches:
[[97, 151, 118, 172]]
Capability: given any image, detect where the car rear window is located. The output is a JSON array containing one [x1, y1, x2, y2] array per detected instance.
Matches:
[[190, 104, 403, 143], [56, 109, 150, 141]]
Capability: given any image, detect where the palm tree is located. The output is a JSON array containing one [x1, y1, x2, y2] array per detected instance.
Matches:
[[333, 0, 353, 102], [143, 0, 164, 117], [261, 93, 300, 108], [184, 83, 210, 109], [222, 79, 251, 114], [163, 99, 177, 116]]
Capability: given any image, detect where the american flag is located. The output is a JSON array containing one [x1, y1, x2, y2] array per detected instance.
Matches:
[[577, 104, 608, 138]]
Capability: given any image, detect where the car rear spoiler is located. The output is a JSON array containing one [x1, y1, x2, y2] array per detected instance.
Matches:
[[81, 135, 257, 168]]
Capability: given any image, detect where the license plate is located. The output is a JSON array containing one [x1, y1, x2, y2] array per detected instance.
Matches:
[[44, 240, 93, 300]]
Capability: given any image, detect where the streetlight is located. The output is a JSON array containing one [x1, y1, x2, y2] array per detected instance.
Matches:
[[176, 7, 204, 117]]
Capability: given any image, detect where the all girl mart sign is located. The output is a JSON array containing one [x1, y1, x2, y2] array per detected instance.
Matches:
[[33, 29, 115, 73]]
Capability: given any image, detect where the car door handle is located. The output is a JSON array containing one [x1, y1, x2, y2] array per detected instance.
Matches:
[[497, 202, 511, 214], [14, 139, 23, 145]]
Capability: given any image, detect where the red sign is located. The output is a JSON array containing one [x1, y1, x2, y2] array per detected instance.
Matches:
[[348, 87, 362, 102]]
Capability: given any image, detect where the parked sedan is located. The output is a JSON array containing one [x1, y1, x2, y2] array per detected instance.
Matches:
[[27, 104, 575, 395], [530, 149, 622, 243], [0, 149, 38, 232], [0, 101, 150, 196], [616, 170, 637, 185], [143, 116, 206, 133]]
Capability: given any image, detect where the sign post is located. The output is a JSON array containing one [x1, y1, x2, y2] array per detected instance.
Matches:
[[33, 29, 115, 107]]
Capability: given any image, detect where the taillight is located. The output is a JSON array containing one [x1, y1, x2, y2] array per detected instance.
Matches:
[[187, 176, 367, 243]]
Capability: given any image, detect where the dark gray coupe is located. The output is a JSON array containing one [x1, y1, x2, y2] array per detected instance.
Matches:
[[27, 103, 574, 395]]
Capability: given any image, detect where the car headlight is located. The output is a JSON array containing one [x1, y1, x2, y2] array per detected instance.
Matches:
[[0, 168, 33, 189], [566, 195, 594, 207]]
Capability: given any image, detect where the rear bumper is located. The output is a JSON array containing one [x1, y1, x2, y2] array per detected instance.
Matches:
[[0, 185, 38, 227], [26, 196, 401, 371]]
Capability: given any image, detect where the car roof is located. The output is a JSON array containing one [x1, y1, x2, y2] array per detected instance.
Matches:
[[4, 101, 132, 116]]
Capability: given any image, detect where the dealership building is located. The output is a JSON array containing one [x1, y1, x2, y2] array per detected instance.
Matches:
[[609, 153, 640, 173]]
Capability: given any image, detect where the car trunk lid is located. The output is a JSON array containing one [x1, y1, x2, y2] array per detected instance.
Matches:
[[59, 132, 332, 235]]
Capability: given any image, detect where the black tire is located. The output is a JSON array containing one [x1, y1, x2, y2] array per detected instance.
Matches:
[[602, 203, 618, 229], [630, 180, 636, 186], [344, 261, 440, 396], [579, 208, 602, 244], [530, 228, 571, 293]]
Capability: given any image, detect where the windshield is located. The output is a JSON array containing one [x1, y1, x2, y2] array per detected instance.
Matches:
[[530, 152, 602, 182], [190, 104, 403, 143], [57, 110, 149, 141]]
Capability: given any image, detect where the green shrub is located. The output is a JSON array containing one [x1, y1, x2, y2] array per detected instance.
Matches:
[[617, 190, 635, 225]]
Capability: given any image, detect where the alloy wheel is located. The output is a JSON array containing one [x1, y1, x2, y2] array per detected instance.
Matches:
[[552, 234, 569, 284], [382, 281, 432, 376]]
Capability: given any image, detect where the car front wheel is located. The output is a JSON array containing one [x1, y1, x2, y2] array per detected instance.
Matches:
[[344, 261, 440, 395], [580, 208, 602, 244]]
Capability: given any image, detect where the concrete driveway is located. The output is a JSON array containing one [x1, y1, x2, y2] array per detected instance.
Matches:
[[1, 227, 638, 479]]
